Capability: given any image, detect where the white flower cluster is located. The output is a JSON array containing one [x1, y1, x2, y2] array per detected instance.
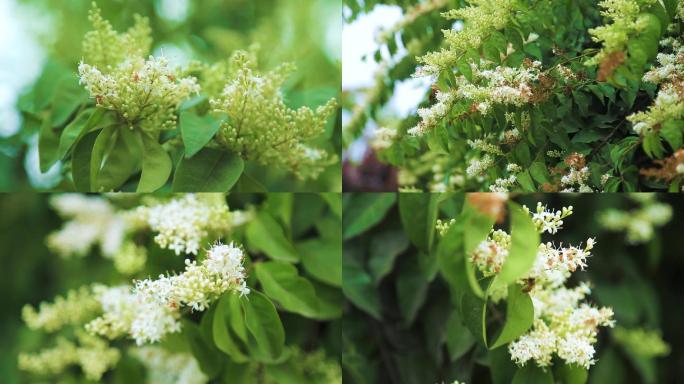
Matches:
[[408, 90, 456, 136], [87, 242, 248, 345], [466, 155, 495, 178], [598, 194, 672, 243], [410, 60, 543, 135], [560, 166, 593, 192], [47, 194, 127, 258], [18, 331, 120, 381], [131, 347, 208, 384], [523, 202, 573, 234], [78, 56, 200, 132], [370, 127, 399, 151], [22, 284, 101, 332], [628, 39, 684, 135], [489, 175, 517, 192], [133, 194, 250, 255], [463, 202, 614, 368]]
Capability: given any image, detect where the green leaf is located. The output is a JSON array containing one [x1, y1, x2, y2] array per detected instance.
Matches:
[[554, 363, 588, 384], [38, 113, 60, 172], [71, 130, 99, 192], [57, 108, 96, 161], [343, 193, 396, 239], [320, 192, 342, 218], [50, 75, 88, 127], [512, 364, 553, 384], [368, 229, 410, 283], [660, 119, 683, 150], [495, 202, 539, 288], [398, 193, 440, 251], [343, 246, 382, 320], [254, 261, 327, 319], [92, 127, 143, 191], [173, 147, 244, 192], [396, 255, 429, 325], [180, 110, 223, 158], [490, 284, 534, 349], [246, 211, 298, 262], [461, 290, 487, 346], [240, 290, 286, 361], [297, 238, 342, 287], [446, 309, 475, 361], [89, 124, 116, 188], [137, 133, 172, 192], [184, 319, 222, 379], [464, 205, 496, 298], [213, 294, 249, 363], [529, 162, 551, 185]]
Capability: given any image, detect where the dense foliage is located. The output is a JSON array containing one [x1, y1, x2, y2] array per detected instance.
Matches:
[[342, 192, 681, 383], [7, 193, 341, 383], [343, 0, 684, 192], [2, 0, 341, 192]]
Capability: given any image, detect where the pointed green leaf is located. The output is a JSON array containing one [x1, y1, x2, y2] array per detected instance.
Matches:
[[137, 133, 172, 192], [173, 147, 243, 192], [490, 284, 534, 349], [180, 110, 223, 158]]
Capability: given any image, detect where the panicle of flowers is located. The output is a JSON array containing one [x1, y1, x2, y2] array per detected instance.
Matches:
[[87, 242, 248, 345], [523, 202, 574, 234], [409, 60, 545, 136], [598, 193, 672, 243], [112, 242, 147, 275], [587, 0, 656, 79], [47, 194, 127, 258], [560, 152, 595, 192], [627, 40, 684, 136], [78, 56, 200, 132], [613, 327, 671, 357], [470, 229, 511, 276], [18, 330, 120, 381], [489, 175, 517, 192], [209, 50, 337, 179], [79, 3, 199, 132], [471, 204, 614, 369], [466, 154, 495, 178], [370, 127, 399, 152], [408, 90, 456, 135], [131, 347, 208, 384], [81, 2, 152, 70], [132, 194, 241, 255], [416, 0, 516, 76], [22, 284, 102, 332]]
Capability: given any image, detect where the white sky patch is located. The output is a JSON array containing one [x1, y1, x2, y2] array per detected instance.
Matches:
[[0, 0, 50, 137], [387, 77, 432, 118], [342, 5, 403, 90]]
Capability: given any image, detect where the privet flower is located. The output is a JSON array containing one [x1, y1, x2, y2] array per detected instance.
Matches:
[[47, 194, 127, 258], [18, 331, 120, 381], [112, 242, 147, 275], [81, 2, 152, 70], [209, 51, 337, 179], [78, 3, 199, 132], [613, 327, 671, 357], [132, 194, 247, 255], [598, 193, 672, 243], [22, 285, 101, 332], [416, 0, 516, 76], [442, 202, 615, 369], [131, 347, 207, 384], [627, 39, 684, 136], [87, 242, 248, 345], [409, 60, 544, 136]]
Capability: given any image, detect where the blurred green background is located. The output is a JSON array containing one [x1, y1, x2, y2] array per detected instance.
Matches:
[[0, 0, 342, 191]]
